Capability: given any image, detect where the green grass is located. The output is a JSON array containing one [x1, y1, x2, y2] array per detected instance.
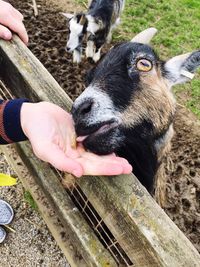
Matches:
[[76, 0, 86, 5], [24, 191, 38, 211], [76, 0, 200, 118]]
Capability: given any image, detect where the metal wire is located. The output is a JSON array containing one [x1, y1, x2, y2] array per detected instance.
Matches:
[[55, 170, 134, 266], [0, 79, 14, 100], [68, 183, 134, 266]]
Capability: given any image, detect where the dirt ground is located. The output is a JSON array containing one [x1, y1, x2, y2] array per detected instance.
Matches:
[[0, 0, 199, 265]]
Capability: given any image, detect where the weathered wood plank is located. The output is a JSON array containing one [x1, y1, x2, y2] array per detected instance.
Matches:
[[0, 35, 72, 110], [77, 175, 200, 266], [0, 35, 200, 266]]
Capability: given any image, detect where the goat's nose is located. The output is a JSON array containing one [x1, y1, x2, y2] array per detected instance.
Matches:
[[72, 99, 94, 121], [65, 46, 71, 52]]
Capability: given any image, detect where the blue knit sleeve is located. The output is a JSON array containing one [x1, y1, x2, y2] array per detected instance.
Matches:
[[0, 99, 29, 144]]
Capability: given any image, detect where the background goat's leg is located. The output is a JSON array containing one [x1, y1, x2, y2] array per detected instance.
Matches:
[[86, 40, 95, 59]]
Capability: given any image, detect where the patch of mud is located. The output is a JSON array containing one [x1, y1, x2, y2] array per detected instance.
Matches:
[[15, 0, 90, 101], [165, 106, 200, 251], [43, 0, 84, 12], [5, 0, 200, 256]]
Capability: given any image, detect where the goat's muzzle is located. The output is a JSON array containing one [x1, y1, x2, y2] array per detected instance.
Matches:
[[72, 103, 123, 155], [65, 46, 73, 53], [75, 119, 122, 155]]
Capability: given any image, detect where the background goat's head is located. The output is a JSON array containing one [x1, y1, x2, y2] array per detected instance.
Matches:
[[72, 28, 200, 190], [62, 12, 87, 62]]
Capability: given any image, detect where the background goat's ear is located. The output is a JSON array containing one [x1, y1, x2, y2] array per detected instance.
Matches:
[[131, 28, 157, 44], [86, 67, 96, 86], [60, 12, 74, 19], [164, 50, 200, 86], [95, 17, 104, 28], [79, 14, 87, 25]]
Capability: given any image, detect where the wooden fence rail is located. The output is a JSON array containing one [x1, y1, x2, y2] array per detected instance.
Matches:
[[0, 36, 199, 267]]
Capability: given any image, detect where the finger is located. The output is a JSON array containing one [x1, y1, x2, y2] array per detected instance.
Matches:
[[76, 145, 132, 174], [76, 155, 131, 176], [33, 143, 84, 177], [106, 156, 133, 173], [110, 156, 130, 165], [0, 24, 12, 40], [5, 17, 28, 44], [13, 9, 24, 21], [8, 4, 24, 21], [88, 161, 132, 176], [122, 163, 133, 174], [78, 148, 130, 165], [78, 157, 124, 176]]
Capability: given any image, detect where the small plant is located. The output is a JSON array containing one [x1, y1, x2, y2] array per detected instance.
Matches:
[[24, 191, 38, 211]]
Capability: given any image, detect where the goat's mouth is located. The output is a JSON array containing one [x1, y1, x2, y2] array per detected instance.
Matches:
[[75, 119, 123, 155], [77, 119, 119, 141], [65, 45, 81, 53]]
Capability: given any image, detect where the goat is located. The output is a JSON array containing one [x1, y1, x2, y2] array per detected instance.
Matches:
[[62, 12, 87, 63], [62, 0, 125, 63], [86, 0, 125, 62], [71, 28, 200, 205]]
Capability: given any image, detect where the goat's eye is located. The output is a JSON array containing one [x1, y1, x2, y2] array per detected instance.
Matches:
[[136, 59, 152, 72]]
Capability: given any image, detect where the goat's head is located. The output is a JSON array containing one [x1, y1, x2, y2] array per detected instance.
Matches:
[[62, 12, 87, 52], [72, 28, 200, 155]]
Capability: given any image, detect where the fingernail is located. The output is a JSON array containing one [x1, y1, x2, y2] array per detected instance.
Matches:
[[72, 170, 82, 178], [124, 165, 133, 174]]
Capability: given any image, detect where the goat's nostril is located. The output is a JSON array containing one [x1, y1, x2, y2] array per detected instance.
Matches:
[[79, 100, 93, 115], [72, 99, 94, 121]]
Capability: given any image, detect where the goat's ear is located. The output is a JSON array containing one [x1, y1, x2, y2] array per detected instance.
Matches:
[[79, 14, 87, 25], [95, 17, 104, 29], [164, 50, 200, 86], [60, 12, 74, 19], [131, 28, 157, 44]]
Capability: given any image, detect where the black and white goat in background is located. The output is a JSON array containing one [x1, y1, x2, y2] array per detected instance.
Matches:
[[62, 0, 125, 63], [72, 28, 200, 205]]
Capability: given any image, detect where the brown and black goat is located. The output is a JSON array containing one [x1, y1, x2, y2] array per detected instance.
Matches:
[[72, 28, 200, 205]]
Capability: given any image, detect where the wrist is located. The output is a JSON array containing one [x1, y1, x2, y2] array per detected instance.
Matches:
[[3, 99, 29, 143], [20, 102, 36, 137]]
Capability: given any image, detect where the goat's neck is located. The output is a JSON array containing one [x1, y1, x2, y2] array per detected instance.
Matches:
[[117, 124, 174, 194], [154, 124, 174, 205]]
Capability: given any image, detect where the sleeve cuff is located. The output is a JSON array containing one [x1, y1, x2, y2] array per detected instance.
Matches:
[[3, 99, 29, 143]]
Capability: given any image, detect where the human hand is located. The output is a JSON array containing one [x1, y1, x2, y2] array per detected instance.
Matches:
[[20, 102, 132, 177], [0, 0, 28, 44]]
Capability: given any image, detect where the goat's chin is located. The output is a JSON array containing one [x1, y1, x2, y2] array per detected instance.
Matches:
[[82, 129, 124, 155]]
